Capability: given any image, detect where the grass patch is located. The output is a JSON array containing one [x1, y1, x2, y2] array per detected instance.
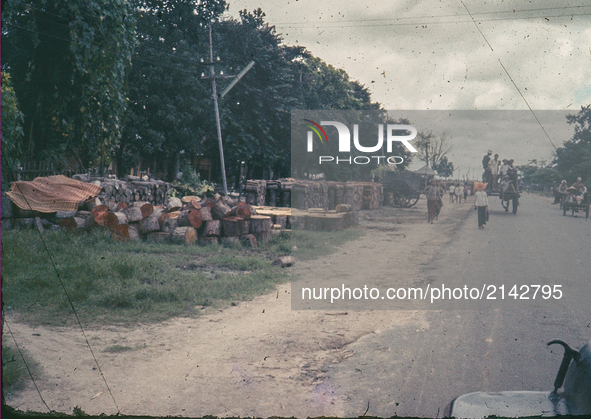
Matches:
[[2, 227, 361, 327], [290, 227, 363, 260], [2, 343, 42, 397]]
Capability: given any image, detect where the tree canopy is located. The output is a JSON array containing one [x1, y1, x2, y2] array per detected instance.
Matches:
[[554, 105, 591, 183], [1, 72, 25, 190], [2, 0, 136, 170], [3, 1, 410, 185]]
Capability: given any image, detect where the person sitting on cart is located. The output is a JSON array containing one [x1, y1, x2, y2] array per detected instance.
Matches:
[[571, 177, 583, 193], [573, 184, 588, 205]]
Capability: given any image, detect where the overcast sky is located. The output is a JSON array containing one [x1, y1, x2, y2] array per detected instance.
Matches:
[[224, 0, 591, 176]]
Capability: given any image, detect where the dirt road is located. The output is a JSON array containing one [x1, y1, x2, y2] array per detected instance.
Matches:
[[4, 199, 471, 417]]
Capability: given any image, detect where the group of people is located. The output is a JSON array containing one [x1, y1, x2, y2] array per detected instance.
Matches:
[[554, 177, 588, 205], [448, 183, 470, 203], [482, 150, 519, 193]]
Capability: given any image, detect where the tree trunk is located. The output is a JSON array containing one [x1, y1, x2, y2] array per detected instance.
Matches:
[[112, 224, 140, 241], [203, 220, 222, 237], [181, 195, 201, 206], [167, 210, 180, 219], [116, 202, 129, 212], [249, 215, 272, 242], [167, 197, 182, 212], [106, 212, 128, 231], [140, 203, 154, 219], [59, 217, 86, 231], [222, 216, 248, 237], [123, 206, 143, 222], [177, 209, 202, 229], [230, 203, 252, 219], [212, 198, 232, 220], [92, 205, 109, 226], [139, 214, 161, 235], [172, 226, 197, 245], [199, 205, 213, 222], [161, 216, 179, 233]]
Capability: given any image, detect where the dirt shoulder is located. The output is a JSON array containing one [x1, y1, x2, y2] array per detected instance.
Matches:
[[4, 198, 472, 418]]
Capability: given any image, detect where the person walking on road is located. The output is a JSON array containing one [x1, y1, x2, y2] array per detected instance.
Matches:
[[474, 182, 489, 229], [425, 179, 441, 224], [456, 183, 463, 203]]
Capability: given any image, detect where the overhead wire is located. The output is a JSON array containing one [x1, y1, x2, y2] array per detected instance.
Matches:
[[275, 12, 591, 29], [272, 4, 591, 26], [460, 0, 558, 150]]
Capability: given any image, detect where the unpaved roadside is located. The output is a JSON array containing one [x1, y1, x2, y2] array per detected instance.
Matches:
[[4, 199, 472, 417]]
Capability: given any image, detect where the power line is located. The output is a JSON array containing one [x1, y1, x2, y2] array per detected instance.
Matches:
[[275, 12, 591, 29], [272, 4, 591, 25], [461, 0, 494, 52], [497, 59, 557, 150], [460, 1, 558, 151]]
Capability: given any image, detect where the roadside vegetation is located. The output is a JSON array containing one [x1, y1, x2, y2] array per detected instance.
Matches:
[[1, 344, 42, 398], [1, 228, 362, 327]]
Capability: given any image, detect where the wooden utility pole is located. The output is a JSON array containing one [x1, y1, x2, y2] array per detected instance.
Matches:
[[201, 24, 254, 196]]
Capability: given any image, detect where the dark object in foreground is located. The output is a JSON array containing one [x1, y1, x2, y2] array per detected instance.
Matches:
[[448, 338, 591, 418]]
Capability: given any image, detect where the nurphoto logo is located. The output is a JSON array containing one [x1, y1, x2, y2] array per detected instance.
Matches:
[[303, 119, 417, 165]]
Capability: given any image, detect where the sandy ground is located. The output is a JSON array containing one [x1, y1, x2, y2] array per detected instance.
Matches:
[[4, 197, 472, 417]]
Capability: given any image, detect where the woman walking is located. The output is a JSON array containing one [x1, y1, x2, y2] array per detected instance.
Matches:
[[473, 182, 489, 229]]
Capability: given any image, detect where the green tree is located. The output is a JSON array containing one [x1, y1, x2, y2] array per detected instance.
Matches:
[[434, 156, 454, 178], [1, 72, 25, 190], [414, 131, 452, 172], [212, 8, 296, 181], [119, 0, 226, 178], [554, 105, 591, 183], [2, 0, 136, 170], [518, 162, 561, 191]]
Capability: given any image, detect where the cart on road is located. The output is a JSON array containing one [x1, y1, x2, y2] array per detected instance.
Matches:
[[381, 168, 434, 208], [563, 192, 589, 219]]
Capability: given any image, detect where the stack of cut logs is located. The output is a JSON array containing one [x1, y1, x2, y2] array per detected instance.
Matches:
[[245, 179, 292, 207], [292, 181, 382, 211], [57, 195, 275, 247], [97, 178, 171, 207]]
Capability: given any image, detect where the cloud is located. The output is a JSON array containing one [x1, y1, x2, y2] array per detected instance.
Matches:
[[227, 0, 591, 110]]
